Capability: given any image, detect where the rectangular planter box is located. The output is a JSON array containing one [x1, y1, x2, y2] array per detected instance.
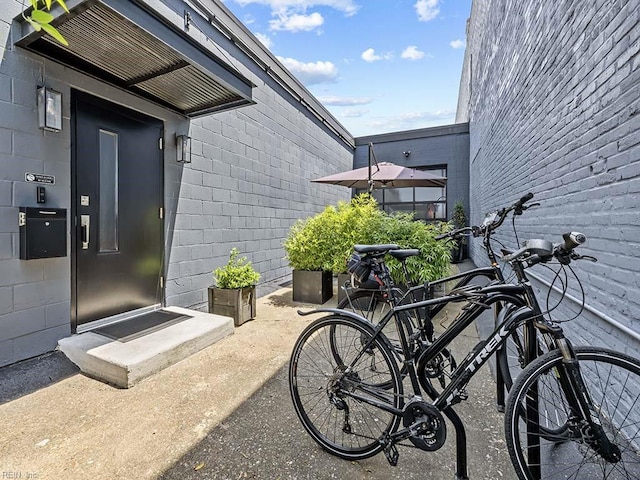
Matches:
[[208, 286, 256, 327], [292, 270, 333, 304]]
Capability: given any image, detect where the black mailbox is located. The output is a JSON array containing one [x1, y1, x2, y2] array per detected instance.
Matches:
[[19, 207, 67, 260]]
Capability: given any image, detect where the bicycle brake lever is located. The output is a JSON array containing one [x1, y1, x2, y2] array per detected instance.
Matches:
[[571, 253, 597, 262]]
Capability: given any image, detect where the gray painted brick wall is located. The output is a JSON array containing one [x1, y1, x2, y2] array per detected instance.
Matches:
[[459, 0, 640, 354], [164, 80, 353, 311]]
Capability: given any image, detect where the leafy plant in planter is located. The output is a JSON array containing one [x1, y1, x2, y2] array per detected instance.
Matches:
[[284, 206, 338, 303], [331, 194, 385, 302], [373, 212, 452, 285], [209, 248, 261, 326], [331, 194, 385, 274], [451, 201, 467, 263]]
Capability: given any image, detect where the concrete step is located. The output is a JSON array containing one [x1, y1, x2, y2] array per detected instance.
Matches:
[[58, 306, 234, 388]]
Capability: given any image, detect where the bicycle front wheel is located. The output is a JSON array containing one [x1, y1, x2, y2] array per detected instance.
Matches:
[[505, 347, 640, 479], [289, 314, 403, 460]]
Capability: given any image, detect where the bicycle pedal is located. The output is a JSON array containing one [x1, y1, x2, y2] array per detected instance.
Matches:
[[383, 443, 399, 466]]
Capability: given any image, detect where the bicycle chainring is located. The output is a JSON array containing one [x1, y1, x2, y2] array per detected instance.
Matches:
[[402, 400, 446, 451]]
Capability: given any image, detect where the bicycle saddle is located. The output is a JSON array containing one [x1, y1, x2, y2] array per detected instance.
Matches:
[[388, 249, 420, 260], [353, 244, 399, 254]]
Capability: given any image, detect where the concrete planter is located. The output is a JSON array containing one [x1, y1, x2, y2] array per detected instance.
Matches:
[[292, 270, 333, 304], [208, 285, 256, 327]]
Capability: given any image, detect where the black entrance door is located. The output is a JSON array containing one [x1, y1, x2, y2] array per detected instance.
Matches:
[[71, 91, 164, 329]]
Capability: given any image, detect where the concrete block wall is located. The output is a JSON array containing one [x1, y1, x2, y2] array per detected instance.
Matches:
[[0, 0, 73, 366], [458, 0, 640, 354], [164, 84, 353, 310], [162, 0, 354, 311]]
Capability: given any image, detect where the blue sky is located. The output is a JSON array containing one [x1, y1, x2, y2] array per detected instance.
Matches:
[[222, 0, 471, 137]]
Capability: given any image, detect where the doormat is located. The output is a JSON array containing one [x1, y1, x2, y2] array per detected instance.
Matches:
[[93, 310, 192, 343]]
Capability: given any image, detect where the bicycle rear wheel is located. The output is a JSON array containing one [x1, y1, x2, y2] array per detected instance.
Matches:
[[289, 315, 403, 460], [505, 347, 640, 479], [337, 288, 398, 341]]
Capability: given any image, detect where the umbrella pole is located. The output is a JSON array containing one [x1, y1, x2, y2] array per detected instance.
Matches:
[[368, 143, 373, 193]]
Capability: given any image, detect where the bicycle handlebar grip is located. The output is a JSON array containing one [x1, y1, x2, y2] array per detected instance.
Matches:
[[515, 192, 534, 208], [558, 231, 586, 252]]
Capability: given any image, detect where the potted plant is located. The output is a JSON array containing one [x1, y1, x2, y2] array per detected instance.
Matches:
[[331, 194, 384, 303], [451, 201, 467, 263], [284, 206, 338, 304], [209, 248, 261, 326]]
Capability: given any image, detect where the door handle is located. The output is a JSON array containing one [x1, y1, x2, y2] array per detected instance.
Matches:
[[80, 215, 90, 249]]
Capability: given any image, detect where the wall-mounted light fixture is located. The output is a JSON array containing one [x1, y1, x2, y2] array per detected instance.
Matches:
[[37, 87, 62, 132], [176, 134, 191, 163], [403, 150, 411, 158]]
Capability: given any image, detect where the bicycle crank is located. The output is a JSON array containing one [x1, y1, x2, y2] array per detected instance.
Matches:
[[402, 400, 446, 451]]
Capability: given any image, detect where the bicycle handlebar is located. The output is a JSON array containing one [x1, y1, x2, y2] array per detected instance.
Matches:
[[435, 192, 536, 242], [557, 232, 586, 253], [513, 192, 534, 212], [501, 231, 594, 267]]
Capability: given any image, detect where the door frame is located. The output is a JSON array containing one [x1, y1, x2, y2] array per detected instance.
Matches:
[[70, 90, 166, 333]]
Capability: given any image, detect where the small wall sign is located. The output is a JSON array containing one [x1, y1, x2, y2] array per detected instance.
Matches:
[[25, 173, 55, 185]]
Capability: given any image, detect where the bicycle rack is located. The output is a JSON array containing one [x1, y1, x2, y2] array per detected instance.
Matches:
[[423, 382, 469, 480]]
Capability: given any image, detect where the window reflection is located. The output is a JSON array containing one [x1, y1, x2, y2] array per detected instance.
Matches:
[[99, 129, 118, 252], [357, 167, 447, 222]]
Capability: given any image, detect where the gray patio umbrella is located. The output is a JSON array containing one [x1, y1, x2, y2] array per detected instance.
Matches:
[[311, 161, 447, 190]]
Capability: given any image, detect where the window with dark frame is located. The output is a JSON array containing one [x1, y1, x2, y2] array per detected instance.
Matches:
[[356, 166, 447, 222]]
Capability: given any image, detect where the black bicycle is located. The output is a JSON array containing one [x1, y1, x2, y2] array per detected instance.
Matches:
[[336, 193, 541, 406], [289, 231, 640, 479]]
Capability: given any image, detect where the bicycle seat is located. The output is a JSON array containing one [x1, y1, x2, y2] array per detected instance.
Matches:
[[353, 244, 399, 254], [388, 249, 420, 260]]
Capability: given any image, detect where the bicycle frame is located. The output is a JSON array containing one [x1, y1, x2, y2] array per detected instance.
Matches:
[[304, 285, 530, 480]]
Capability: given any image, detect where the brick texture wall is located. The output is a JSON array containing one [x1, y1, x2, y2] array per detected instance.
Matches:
[[164, 86, 353, 310], [458, 0, 640, 353]]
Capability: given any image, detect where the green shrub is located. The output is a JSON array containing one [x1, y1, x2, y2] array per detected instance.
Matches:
[[283, 205, 340, 271], [213, 248, 261, 289], [284, 194, 453, 282], [452, 201, 466, 229], [373, 212, 452, 284], [330, 194, 386, 273]]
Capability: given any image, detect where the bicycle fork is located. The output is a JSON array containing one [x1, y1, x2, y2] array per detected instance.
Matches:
[[553, 339, 622, 463]]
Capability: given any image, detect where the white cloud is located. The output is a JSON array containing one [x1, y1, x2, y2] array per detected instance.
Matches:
[[362, 109, 455, 134], [398, 110, 455, 123], [316, 95, 372, 106], [341, 108, 369, 118], [269, 12, 324, 31], [361, 48, 393, 62], [414, 0, 439, 22], [255, 32, 274, 49], [450, 39, 465, 49], [234, 1, 359, 16], [277, 56, 338, 85], [401, 45, 425, 60]]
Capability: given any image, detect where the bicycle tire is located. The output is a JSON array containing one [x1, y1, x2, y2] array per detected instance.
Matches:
[[336, 288, 397, 341], [289, 314, 403, 460], [497, 324, 546, 391], [505, 346, 640, 479]]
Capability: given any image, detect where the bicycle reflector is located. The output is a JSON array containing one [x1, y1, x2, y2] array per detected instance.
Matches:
[[347, 253, 372, 283]]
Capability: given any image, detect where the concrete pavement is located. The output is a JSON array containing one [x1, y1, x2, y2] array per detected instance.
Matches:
[[0, 284, 514, 480]]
